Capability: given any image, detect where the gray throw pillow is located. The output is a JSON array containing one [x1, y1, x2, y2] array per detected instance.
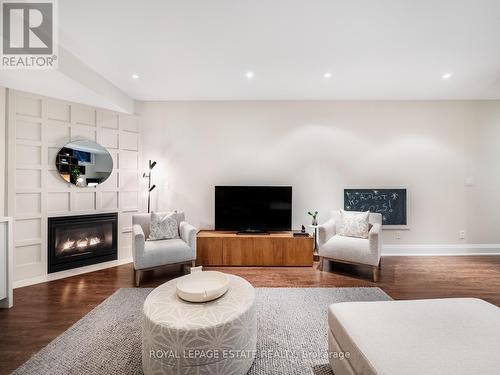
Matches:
[[148, 212, 179, 240]]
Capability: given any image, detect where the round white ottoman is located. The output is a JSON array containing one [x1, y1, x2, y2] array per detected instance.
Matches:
[[142, 274, 256, 375]]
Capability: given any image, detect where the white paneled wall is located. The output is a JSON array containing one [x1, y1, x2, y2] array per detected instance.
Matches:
[[7, 90, 142, 283]]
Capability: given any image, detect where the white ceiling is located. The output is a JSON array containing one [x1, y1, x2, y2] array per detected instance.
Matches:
[[6, 0, 500, 102]]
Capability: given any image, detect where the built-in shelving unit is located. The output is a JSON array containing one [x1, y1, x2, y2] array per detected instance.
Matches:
[[55, 147, 86, 183]]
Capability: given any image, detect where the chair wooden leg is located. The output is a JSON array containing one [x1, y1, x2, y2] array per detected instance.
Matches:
[[372, 266, 379, 282], [135, 269, 141, 287], [378, 258, 382, 269]]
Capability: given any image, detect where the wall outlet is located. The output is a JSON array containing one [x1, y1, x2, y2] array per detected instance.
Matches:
[[459, 230, 466, 239], [395, 231, 401, 240], [464, 177, 474, 187]]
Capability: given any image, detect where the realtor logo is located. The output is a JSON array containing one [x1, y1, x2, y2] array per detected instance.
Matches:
[[1, 0, 58, 68]]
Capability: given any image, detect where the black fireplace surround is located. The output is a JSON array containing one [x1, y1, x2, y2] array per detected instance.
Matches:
[[48, 213, 118, 273]]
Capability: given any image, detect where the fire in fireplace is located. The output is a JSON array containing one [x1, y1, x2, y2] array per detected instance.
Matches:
[[55, 224, 111, 256], [48, 213, 117, 273]]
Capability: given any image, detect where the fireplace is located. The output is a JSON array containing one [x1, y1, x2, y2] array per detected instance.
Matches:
[[48, 213, 118, 273]]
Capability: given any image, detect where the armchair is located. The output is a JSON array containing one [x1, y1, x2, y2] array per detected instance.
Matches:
[[132, 211, 197, 286], [318, 210, 382, 281]]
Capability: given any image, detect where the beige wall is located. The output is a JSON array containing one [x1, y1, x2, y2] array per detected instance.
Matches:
[[139, 100, 500, 248], [465, 102, 500, 243]]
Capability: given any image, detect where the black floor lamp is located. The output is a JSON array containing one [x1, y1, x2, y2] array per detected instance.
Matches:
[[143, 160, 157, 213]]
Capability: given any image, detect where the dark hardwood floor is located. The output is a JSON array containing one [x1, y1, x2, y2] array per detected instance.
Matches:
[[0, 255, 499, 373]]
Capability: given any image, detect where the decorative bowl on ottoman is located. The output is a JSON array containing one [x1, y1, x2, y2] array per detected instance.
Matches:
[[142, 274, 256, 375], [176, 271, 229, 302]]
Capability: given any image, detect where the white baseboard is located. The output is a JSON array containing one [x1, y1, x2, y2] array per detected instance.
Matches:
[[382, 244, 500, 256], [13, 257, 133, 289]]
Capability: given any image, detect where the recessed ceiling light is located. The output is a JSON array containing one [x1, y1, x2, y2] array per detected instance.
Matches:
[[441, 73, 453, 79], [246, 71, 254, 79], [131, 73, 140, 79], [324, 72, 332, 79]]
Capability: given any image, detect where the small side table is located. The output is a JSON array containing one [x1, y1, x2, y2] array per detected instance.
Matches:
[[308, 224, 320, 262]]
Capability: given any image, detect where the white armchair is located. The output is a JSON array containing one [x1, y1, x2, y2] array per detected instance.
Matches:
[[132, 211, 197, 286], [318, 210, 382, 281]]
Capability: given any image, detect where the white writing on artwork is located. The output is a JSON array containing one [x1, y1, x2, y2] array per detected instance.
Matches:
[[345, 190, 399, 214]]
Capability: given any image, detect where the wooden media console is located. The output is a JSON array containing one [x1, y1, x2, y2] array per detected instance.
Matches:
[[196, 231, 314, 267]]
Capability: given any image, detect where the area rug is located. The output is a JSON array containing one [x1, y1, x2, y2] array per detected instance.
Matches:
[[13, 287, 391, 374]]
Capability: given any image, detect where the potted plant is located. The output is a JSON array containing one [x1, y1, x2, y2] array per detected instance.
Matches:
[[70, 166, 81, 184], [308, 211, 318, 226]]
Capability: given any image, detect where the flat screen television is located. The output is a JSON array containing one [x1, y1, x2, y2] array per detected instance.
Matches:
[[215, 186, 292, 232]]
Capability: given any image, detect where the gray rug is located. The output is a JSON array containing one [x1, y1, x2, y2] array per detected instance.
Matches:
[[13, 287, 391, 375]]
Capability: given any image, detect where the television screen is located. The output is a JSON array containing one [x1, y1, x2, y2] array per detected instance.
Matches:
[[215, 186, 292, 231]]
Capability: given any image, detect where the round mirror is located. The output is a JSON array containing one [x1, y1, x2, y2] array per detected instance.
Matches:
[[56, 140, 113, 187]]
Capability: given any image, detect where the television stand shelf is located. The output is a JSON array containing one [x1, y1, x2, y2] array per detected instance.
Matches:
[[196, 231, 314, 267]]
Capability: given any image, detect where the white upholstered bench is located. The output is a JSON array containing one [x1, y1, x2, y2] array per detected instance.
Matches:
[[328, 298, 500, 375]]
